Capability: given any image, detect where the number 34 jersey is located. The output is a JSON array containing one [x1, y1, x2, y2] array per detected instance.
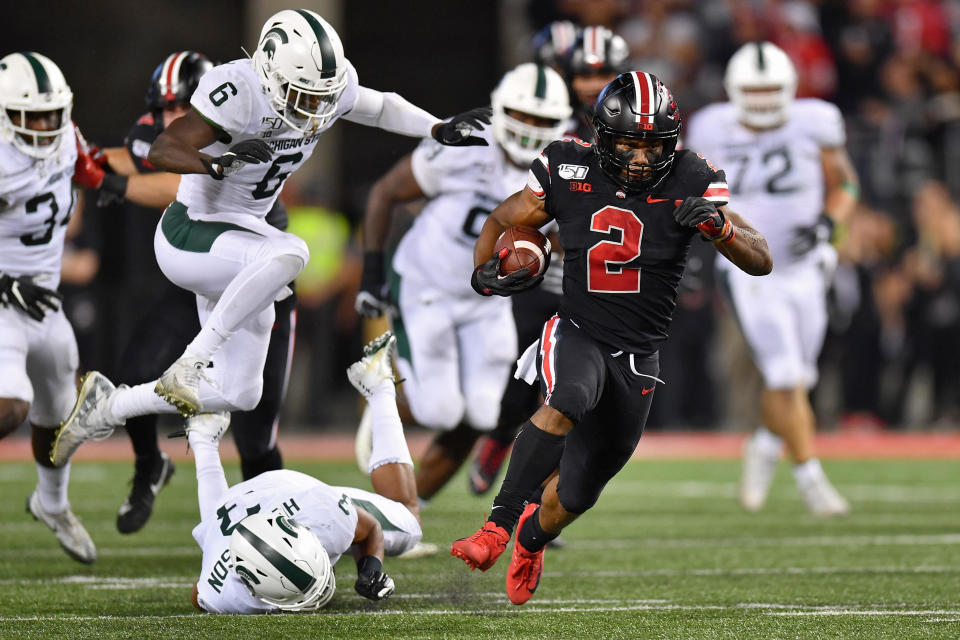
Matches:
[[178, 58, 359, 221], [528, 141, 728, 356], [0, 124, 77, 288], [393, 127, 528, 297], [685, 98, 844, 270]]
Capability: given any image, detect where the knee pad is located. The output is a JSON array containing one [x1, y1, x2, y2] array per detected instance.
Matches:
[[225, 379, 264, 412], [409, 394, 464, 431]]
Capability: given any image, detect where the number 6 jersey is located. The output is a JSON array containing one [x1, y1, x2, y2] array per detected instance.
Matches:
[[0, 122, 76, 287], [527, 140, 728, 356], [178, 58, 359, 221]]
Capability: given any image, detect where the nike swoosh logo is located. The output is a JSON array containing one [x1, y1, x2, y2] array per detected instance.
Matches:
[[641, 386, 655, 395], [646, 196, 670, 203], [149, 458, 170, 496]]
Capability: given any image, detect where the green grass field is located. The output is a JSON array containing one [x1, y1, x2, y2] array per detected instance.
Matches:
[[1, 458, 958, 639]]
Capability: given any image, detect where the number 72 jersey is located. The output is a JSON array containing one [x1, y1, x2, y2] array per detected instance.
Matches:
[[528, 141, 728, 356], [0, 123, 77, 288], [177, 58, 359, 220]]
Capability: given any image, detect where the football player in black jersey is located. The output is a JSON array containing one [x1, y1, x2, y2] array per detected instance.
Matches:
[[74, 52, 296, 533], [451, 72, 772, 605]]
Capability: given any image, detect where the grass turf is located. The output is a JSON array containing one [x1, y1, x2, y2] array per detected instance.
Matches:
[[0, 458, 958, 639]]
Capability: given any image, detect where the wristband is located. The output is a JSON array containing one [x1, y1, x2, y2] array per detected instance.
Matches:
[[362, 251, 385, 281], [100, 173, 128, 197], [356, 555, 383, 577]]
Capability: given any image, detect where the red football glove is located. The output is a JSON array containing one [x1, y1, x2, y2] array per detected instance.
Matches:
[[73, 129, 105, 190]]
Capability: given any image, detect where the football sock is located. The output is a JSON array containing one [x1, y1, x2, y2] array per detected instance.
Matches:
[[793, 458, 825, 486], [185, 254, 303, 361], [35, 462, 70, 514], [240, 446, 283, 481], [109, 383, 178, 422], [754, 426, 785, 457], [189, 431, 229, 522], [368, 380, 413, 473], [125, 414, 161, 462], [489, 421, 565, 534], [517, 505, 558, 553]]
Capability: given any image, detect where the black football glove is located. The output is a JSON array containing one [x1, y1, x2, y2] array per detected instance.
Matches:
[[432, 107, 492, 147], [790, 213, 835, 256], [202, 139, 274, 180], [0, 273, 62, 321], [354, 555, 395, 601], [355, 252, 393, 318], [96, 173, 129, 208], [470, 248, 543, 297], [672, 196, 732, 241]]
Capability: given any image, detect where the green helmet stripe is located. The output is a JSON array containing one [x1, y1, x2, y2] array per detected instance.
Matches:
[[20, 52, 51, 94], [235, 522, 317, 593], [293, 9, 336, 79], [265, 26, 288, 43], [534, 64, 547, 99]]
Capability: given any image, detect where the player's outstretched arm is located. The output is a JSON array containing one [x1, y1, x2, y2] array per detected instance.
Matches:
[[147, 108, 220, 175], [343, 87, 441, 138], [356, 154, 424, 317], [672, 197, 771, 276]]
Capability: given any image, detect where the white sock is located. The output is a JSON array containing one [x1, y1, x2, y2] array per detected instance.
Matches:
[[753, 426, 785, 457], [36, 462, 70, 513], [793, 458, 824, 487], [185, 254, 303, 361], [189, 431, 229, 522], [367, 380, 414, 473], [108, 383, 179, 422]]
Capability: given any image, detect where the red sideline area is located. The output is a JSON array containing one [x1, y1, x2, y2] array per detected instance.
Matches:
[[2, 431, 959, 462]]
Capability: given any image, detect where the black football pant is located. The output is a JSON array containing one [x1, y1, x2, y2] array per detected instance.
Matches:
[[117, 279, 295, 480], [537, 314, 659, 514]]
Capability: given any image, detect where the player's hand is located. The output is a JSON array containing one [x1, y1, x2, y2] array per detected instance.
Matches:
[[471, 248, 543, 297], [73, 131, 105, 190], [0, 273, 62, 322], [672, 196, 732, 241], [355, 252, 393, 318], [354, 556, 395, 601], [202, 139, 274, 180], [432, 107, 492, 147], [790, 213, 835, 256]]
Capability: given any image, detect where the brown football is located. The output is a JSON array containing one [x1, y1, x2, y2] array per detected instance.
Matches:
[[494, 226, 551, 278]]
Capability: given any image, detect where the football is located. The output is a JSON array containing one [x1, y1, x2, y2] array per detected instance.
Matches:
[[494, 226, 551, 278]]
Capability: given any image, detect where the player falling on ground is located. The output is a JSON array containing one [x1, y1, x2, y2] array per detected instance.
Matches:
[[354, 63, 572, 504], [467, 24, 626, 496], [50, 8, 490, 467], [451, 72, 772, 605], [188, 332, 421, 613], [686, 42, 857, 517], [0, 51, 101, 563], [73, 51, 299, 534]]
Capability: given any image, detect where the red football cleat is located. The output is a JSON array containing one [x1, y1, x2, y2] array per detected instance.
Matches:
[[467, 437, 513, 495], [450, 520, 510, 571], [506, 503, 545, 605]]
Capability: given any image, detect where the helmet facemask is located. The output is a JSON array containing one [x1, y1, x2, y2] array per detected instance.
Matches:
[[491, 63, 572, 166], [2, 106, 71, 159], [594, 126, 678, 192]]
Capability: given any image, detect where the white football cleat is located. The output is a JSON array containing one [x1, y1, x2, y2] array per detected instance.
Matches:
[[50, 371, 122, 467], [154, 356, 211, 417], [183, 411, 231, 444], [739, 429, 782, 512], [795, 462, 850, 517], [347, 331, 396, 399], [27, 491, 97, 564], [354, 404, 373, 474]]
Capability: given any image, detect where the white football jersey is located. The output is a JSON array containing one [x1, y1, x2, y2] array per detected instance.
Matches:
[[393, 127, 529, 297], [685, 98, 845, 270], [193, 470, 358, 615], [0, 123, 76, 288], [179, 58, 359, 220]]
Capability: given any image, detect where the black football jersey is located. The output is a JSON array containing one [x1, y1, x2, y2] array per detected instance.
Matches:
[[528, 141, 729, 355], [124, 112, 288, 230]]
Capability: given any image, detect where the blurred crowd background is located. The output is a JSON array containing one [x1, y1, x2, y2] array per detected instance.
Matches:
[[9, 0, 960, 432]]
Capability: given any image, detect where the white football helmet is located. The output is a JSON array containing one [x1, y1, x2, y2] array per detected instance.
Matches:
[[491, 63, 572, 166], [251, 8, 347, 134], [0, 51, 73, 159], [723, 41, 797, 129], [229, 512, 336, 611]]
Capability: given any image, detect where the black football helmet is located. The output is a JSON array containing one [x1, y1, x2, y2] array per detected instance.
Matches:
[[145, 51, 213, 110], [593, 72, 682, 192], [562, 26, 630, 79], [532, 20, 581, 70]]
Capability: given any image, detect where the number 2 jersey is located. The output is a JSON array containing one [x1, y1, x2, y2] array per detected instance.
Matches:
[[0, 123, 76, 288], [193, 469, 358, 615], [178, 58, 359, 222], [685, 98, 844, 271], [527, 141, 728, 355], [392, 127, 528, 297]]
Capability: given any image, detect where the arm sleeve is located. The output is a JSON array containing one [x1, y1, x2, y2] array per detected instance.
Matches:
[[189, 65, 251, 140], [702, 168, 729, 206], [189, 432, 229, 523], [341, 86, 441, 138]]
